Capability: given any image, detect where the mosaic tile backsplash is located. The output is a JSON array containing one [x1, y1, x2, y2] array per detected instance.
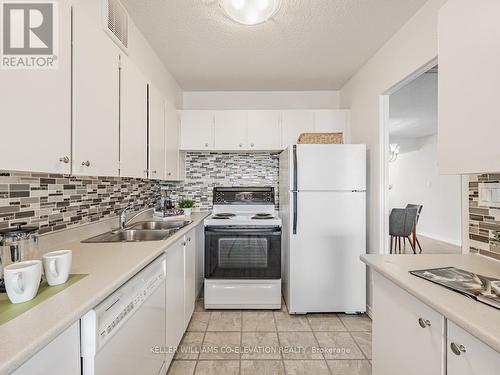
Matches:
[[468, 174, 500, 261], [0, 171, 160, 235], [162, 152, 280, 211], [0, 152, 280, 236]]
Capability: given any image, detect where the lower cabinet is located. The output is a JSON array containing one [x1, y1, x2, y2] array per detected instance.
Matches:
[[373, 272, 500, 375], [373, 272, 445, 375], [165, 227, 199, 369], [447, 321, 500, 375], [13, 322, 80, 375], [165, 237, 186, 367]]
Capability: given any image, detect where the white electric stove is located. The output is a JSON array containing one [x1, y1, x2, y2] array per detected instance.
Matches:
[[204, 187, 282, 309]]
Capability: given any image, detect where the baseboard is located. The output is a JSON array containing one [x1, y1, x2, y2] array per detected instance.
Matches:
[[418, 231, 462, 247], [366, 304, 373, 319]]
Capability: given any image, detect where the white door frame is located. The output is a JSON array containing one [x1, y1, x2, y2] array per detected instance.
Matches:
[[378, 57, 466, 255]]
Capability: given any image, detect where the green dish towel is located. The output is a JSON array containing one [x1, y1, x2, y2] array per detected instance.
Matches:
[[0, 274, 88, 326]]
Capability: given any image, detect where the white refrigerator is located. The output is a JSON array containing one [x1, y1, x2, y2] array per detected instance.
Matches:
[[279, 144, 366, 314]]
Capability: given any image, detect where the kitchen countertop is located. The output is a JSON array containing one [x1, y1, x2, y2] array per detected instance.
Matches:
[[361, 253, 500, 353], [0, 212, 209, 375]]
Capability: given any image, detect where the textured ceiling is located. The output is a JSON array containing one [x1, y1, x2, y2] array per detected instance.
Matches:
[[389, 72, 438, 139], [122, 0, 427, 91]]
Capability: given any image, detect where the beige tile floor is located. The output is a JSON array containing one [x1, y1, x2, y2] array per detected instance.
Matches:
[[168, 295, 372, 375], [391, 234, 462, 255]]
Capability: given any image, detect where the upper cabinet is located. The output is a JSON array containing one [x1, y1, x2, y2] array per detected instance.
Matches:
[[314, 110, 351, 143], [120, 57, 148, 179], [165, 100, 185, 181], [180, 111, 214, 150], [0, 1, 184, 181], [438, 0, 500, 174], [72, 3, 120, 177], [214, 111, 248, 150], [148, 85, 166, 180], [0, 3, 72, 174], [248, 111, 282, 150], [281, 110, 315, 148], [179, 109, 350, 151]]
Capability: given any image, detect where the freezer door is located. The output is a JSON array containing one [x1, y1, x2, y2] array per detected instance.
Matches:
[[287, 191, 366, 313], [295, 144, 366, 191]]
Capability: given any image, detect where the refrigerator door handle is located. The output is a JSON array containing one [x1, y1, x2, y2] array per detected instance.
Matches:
[[293, 145, 298, 191], [293, 145, 298, 234], [293, 191, 298, 234]]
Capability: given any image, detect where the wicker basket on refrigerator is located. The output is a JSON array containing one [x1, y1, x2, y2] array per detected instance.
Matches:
[[297, 132, 344, 144]]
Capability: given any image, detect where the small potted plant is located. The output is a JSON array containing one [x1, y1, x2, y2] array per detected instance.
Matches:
[[179, 199, 194, 216]]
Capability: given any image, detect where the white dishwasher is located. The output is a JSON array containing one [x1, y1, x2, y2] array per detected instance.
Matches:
[[81, 255, 166, 375]]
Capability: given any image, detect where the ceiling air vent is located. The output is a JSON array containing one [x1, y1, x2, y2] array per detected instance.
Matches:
[[103, 0, 128, 53]]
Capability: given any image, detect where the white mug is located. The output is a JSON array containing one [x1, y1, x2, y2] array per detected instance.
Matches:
[[42, 250, 72, 286], [4, 260, 42, 304]]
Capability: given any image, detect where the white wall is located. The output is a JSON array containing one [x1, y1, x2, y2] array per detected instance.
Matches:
[[389, 135, 462, 245], [182, 91, 340, 110], [74, 0, 182, 107], [339, 0, 448, 308]]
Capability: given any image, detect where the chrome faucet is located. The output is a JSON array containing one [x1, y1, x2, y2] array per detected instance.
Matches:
[[119, 205, 151, 230]]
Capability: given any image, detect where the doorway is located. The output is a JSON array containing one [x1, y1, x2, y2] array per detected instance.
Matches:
[[380, 64, 464, 255]]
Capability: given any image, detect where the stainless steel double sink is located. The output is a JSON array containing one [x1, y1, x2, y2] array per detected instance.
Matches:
[[81, 220, 192, 243]]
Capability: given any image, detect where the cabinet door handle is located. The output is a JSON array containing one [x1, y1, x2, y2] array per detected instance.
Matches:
[[238, 143, 243, 147], [59, 156, 70, 164], [188, 237, 191, 242], [81, 160, 90, 167], [167, 172, 172, 176], [152, 170, 157, 174], [450, 342, 466, 356], [418, 318, 431, 328], [204, 143, 209, 147], [250, 143, 254, 147]]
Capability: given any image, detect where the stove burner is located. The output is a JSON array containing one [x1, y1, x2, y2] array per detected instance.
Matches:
[[252, 215, 274, 220], [255, 213, 272, 217], [212, 213, 236, 219], [214, 213, 236, 217]]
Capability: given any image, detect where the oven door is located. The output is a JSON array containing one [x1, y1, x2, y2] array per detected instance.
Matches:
[[205, 226, 281, 279]]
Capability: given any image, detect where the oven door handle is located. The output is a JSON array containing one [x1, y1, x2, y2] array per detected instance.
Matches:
[[205, 227, 281, 235]]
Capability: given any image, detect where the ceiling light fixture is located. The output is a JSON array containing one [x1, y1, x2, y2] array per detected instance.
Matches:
[[221, 0, 281, 26]]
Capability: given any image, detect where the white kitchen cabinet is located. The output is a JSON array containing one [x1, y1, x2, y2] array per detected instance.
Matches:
[[72, 4, 120, 177], [372, 272, 445, 375], [165, 100, 185, 180], [179, 111, 214, 150], [165, 237, 185, 368], [120, 57, 148, 178], [247, 111, 282, 150], [314, 110, 351, 143], [281, 110, 315, 148], [165, 227, 199, 368], [0, 3, 72, 174], [447, 321, 500, 375], [13, 322, 80, 375], [148, 85, 166, 180], [184, 231, 196, 330], [214, 111, 248, 150], [438, 0, 500, 174]]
